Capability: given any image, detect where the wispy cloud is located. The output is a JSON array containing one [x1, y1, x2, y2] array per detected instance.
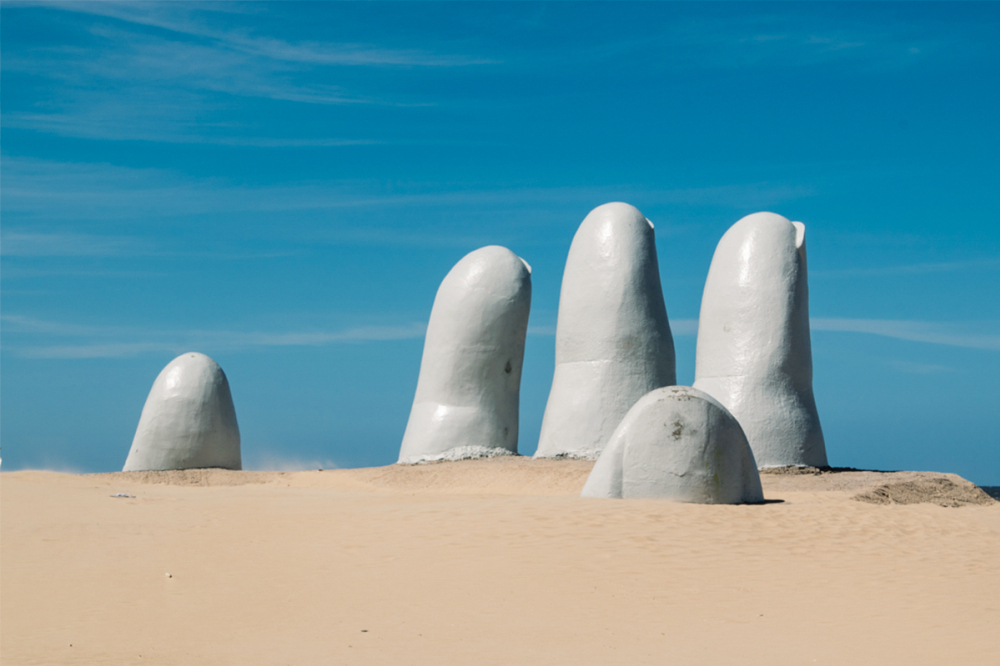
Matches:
[[0, 228, 296, 262], [0, 314, 131, 336], [660, 9, 984, 73], [39, 1, 978, 76], [811, 257, 1000, 278], [546, 7, 977, 76], [202, 137, 382, 148], [21, 342, 183, 360], [2, 314, 427, 359], [1, 156, 815, 228], [884, 359, 956, 375], [204, 323, 429, 348], [9, 3, 978, 147], [812, 318, 1000, 351], [1, 112, 388, 145], [45, 2, 497, 67], [234, 39, 496, 68], [5, 312, 999, 360], [1, 231, 149, 257], [2, 2, 495, 144]]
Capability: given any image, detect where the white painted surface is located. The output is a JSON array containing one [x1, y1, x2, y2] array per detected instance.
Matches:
[[582, 386, 764, 503], [398, 246, 532, 464], [693, 212, 828, 468], [535, 202, 676, 459], [123, 352, 241, 471]]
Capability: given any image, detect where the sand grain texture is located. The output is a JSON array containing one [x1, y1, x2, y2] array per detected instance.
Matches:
[[3, 458, 998, 665]]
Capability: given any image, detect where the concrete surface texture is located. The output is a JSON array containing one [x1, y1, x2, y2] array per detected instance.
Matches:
[[693, 212, 828, 468], [398, 245, 532, 463], [123, 352, 241, 471], [582, 385, 764, 503], [536, 202, 676, 460]]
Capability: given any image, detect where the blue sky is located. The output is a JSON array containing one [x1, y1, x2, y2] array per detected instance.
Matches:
[[2, 2, 998, 483]]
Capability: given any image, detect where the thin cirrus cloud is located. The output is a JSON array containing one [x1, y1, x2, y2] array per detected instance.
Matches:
[[883, 359, 957, 375], [49, 0, 970, 93], [1, 156, 815, 225], [0, 231, 149, 257], [5, 314, 998, 360], [811, 318, 1000, 351], [76, 28, 403, 105], [811, 257, 1000, 278], [11, 4, 981, 150], [10, 4, 972, 148], [1, 52, 389, 144], [552, 10, 965, 75], [2, 4, 496, 144], [1, 314, 131, 337], [2, 314, 429, 359], [0, 96, 381, 146], [44, 2, 498, 67]]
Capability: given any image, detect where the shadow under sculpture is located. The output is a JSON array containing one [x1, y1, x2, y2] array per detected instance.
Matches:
[[535, 202, 676, 460], [123, 352, 241, 472], [398, 245, 532, 464], [693, 212, 828, 468], [582, 386, 764, 503]]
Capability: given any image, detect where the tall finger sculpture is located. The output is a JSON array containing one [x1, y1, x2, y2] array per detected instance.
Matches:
[[398, 246, 532, 463], [536, 202, 676, 459], [693, 212, 828, 468]]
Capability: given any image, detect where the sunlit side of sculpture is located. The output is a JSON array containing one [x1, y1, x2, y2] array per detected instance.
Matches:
[[398, 245, 532, 463], [581, 386, 764, 503], [693, 212, 828, 468], [123, 352, 241, 471], [535, 202, 676, 459]]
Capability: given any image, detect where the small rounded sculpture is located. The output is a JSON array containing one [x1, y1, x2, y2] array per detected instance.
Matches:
[[581, 386, 764, 503], [123, 352, 241, 471], [535, 202, 676, 459], [398, 245, 532, 464], [693, 212, 828, 468]]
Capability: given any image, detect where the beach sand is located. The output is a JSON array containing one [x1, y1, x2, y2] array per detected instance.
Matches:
[[3, 458, 998, 665]]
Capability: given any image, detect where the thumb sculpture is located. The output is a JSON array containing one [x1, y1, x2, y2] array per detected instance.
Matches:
[[693, 212, 828, 468], [123, 352, 241, 471], [398, 245, 532, 464], [535, 202, 676, 459], [581, 386, 764, 503]]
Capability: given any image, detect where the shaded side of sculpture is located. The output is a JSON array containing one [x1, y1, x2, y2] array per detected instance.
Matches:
[[693, 212, 827, 468], [536, 202, 676, 460], [398, 245, 532, 464], [123, 352, 242, 471], [582, 386, 764, 504]]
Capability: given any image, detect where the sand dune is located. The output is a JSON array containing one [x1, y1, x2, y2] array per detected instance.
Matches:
[[3, 458, 998, 665]]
